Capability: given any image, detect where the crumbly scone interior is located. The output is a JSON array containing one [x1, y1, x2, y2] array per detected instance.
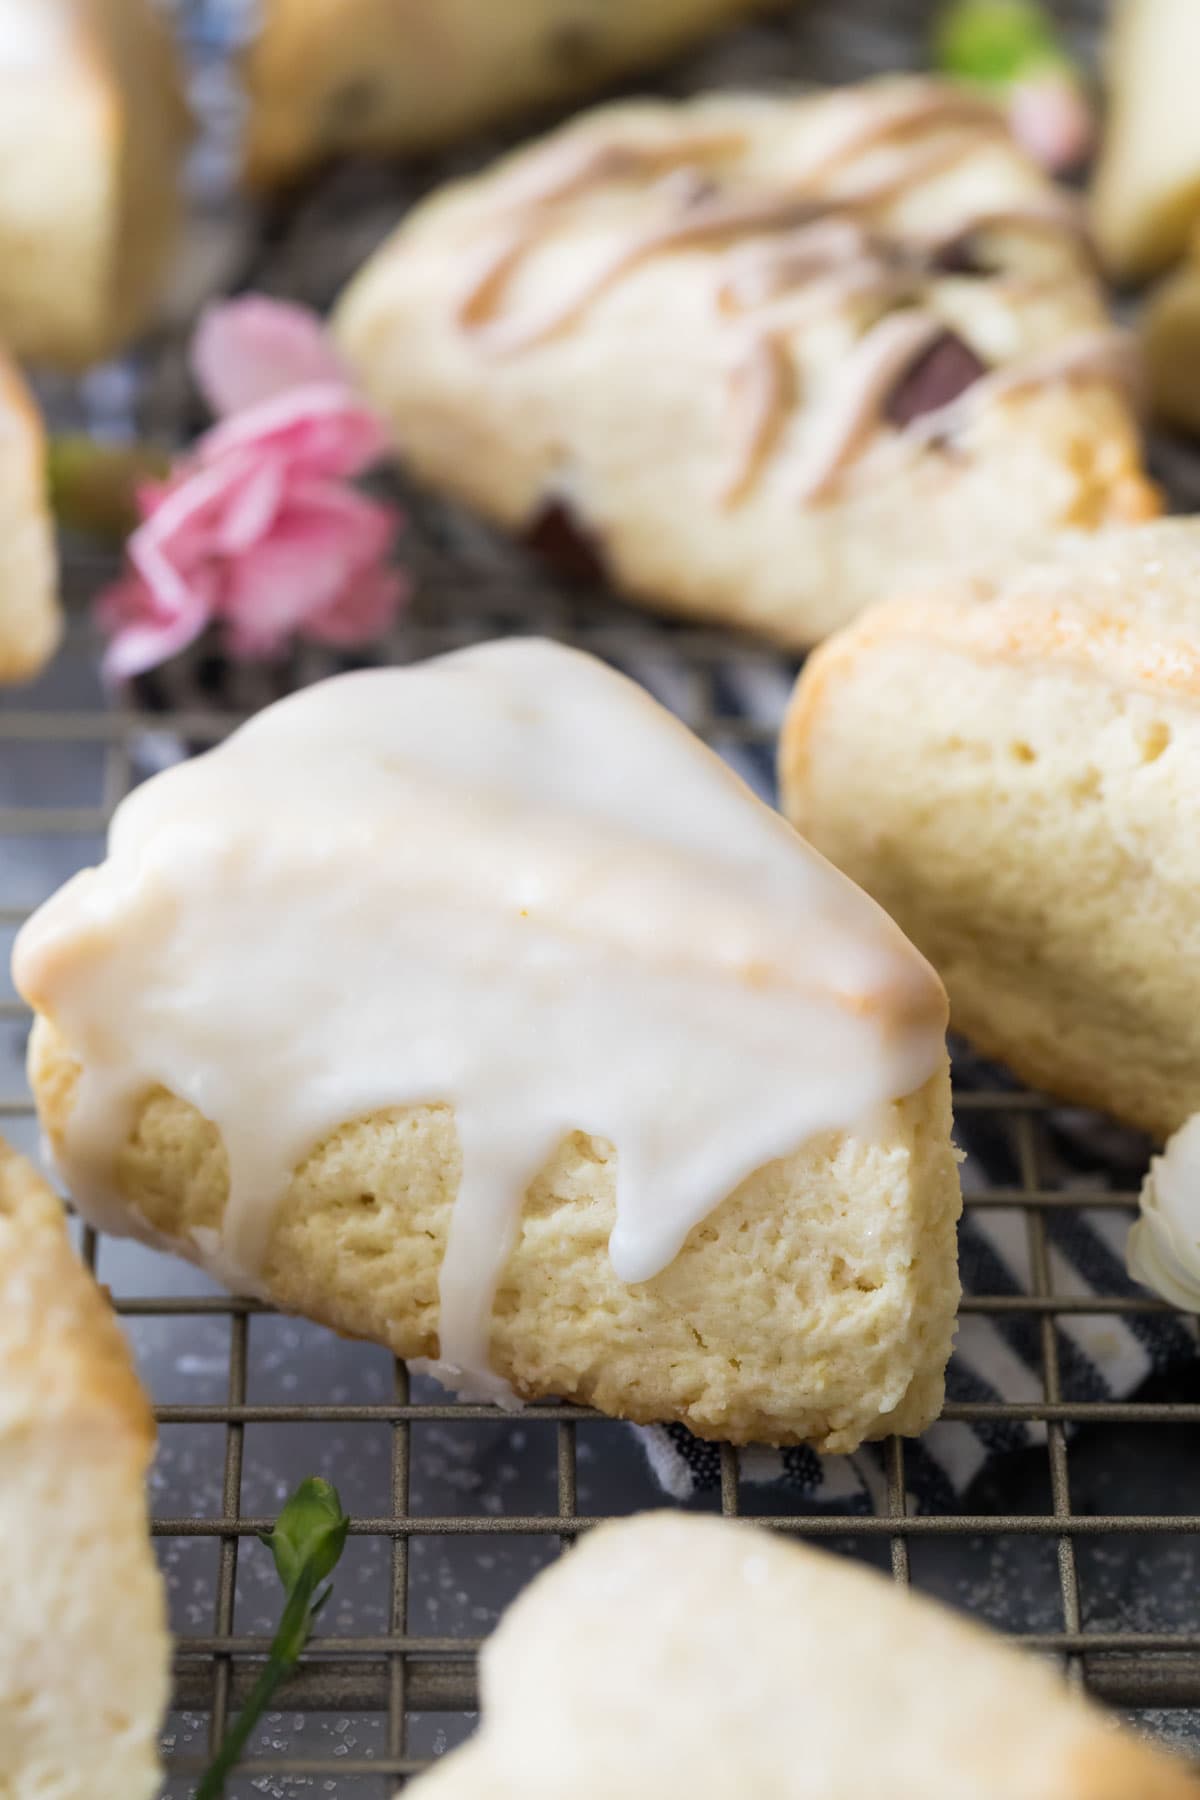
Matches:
[[30, 1018, 961, 1449]]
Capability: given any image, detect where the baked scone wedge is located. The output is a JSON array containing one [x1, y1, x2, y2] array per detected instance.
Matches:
[[334, 78, 1158, 649], [0, 1137, 168, 1800], [0, 357, 60, 683], [244, 0, 778, 187], [1090, 0, 1200, 283], [14, 639, 961, 1450], [0, 0, 189, 368], [411, 1512, 1200, 1800], [780, 518, 1200, 1141]]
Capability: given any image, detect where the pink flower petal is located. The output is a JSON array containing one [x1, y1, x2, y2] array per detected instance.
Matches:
[[198, 384, 391, 483], [191, 297, 350, 418], [218, 485, 402, 657], [97, 573, 212, 683], [129, 457, 253, 613], [302, 565, 410, 648], [213, 456, 287, 555]]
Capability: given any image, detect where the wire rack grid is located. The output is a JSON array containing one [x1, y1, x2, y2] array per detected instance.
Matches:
[[4, 534, 1200, 1796]]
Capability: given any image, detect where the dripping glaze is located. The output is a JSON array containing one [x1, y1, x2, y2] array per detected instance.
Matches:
[[15, 641, 948, 1402]]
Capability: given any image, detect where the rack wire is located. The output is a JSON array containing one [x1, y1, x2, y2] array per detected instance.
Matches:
[[4, 0, 1200, 1792]]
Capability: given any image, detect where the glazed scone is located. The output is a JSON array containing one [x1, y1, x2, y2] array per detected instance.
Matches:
[[15, 641, 962, 1450], [334, 78, 1158, 649], [0, 357, 60, 683], [411, 1513, 1200, 1800], [244, 0, 777, 187], [780, 518, 1200, 1141], [0, 1138, 168, 1800], [0, 0, 189, 368]]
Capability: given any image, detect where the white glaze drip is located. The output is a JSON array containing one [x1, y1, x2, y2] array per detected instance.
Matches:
[[1128, 1115, 1200, 1311], [15, 642, 947, 1400]]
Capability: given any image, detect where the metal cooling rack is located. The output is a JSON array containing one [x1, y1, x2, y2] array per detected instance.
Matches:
[[4, 0, 1200, 1793]]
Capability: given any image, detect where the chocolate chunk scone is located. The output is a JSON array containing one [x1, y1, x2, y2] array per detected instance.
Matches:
[[335, 78, 1158, 648]]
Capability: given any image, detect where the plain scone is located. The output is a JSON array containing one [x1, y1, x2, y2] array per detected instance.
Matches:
[[780, 518, 1200, 1141], [0, 1138, 168, 1800], [0, 357, 60, 683], [0, 0, 189, 367], [335, 79, 1157, 648], [243, 0, 775, 185], [411, 1513, 1200, 1800], [29, 1019, 960, 1449]]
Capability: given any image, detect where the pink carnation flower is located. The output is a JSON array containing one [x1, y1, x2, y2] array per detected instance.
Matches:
[[97, 297, 408, 682]]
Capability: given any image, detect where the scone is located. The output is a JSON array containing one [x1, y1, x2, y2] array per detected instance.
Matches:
[[14, 639, 961, 1450], [243, 0, 776, 187], [1090, 0, 1200, 282], [412, 1512, 1200, 1800], [780, 518, 1200, 1141], [334, 78, 1158, 649], [0, 0, 189, 367], [0, 358, 59, 682], [0, 1138, 168, 1800]]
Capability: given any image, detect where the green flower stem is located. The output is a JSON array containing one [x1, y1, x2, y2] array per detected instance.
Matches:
[[196, 1478, 349, 1800], [46, 434, 171, 541]]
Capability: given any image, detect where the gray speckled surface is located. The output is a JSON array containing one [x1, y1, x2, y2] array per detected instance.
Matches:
[[5, 0, 1200, 1792]]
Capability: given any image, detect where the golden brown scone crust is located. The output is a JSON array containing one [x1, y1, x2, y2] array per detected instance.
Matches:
[[411, 1513, 1200, 1800], [243, 0, 777, 185], [335, 82, 1158, 650], [0, 0, 189, 368], [0, 357, 60, 684], [30, 1016, 962, 1451], [781, 518, 1200, 1139], [0, 1137, 168, 1800]]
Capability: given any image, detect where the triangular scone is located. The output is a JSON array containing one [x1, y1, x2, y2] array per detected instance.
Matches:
[[781, 517, 1200, 1141], [0, 358, 59, 683], [412, 1513, 1200, 1800], [333, 79, 1158, 649], [15, 640, 961, 1450], [0, 0, 189, 368], [0, 1139, 168, 1800], [243, 0, 776, 186], [1091, 0, 1200, 281]]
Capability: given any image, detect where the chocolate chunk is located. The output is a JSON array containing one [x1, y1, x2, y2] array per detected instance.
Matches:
[[524, 498, 608, 585], [885, 331, 987, 428], [928, 234, 994, 278]]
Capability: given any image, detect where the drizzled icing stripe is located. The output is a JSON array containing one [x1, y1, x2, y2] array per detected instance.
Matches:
[[451, 83, 1117, 510], [14, 642, 948, 1404]]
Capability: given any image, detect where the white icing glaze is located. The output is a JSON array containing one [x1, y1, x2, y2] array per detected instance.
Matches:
[[15, 641, 947, 1401], [1127, 1114, 1200, 1311], [0, 0, 68, 72]]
